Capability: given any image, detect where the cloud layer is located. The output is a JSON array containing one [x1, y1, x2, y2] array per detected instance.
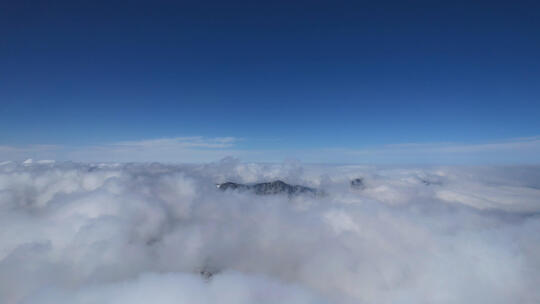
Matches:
[[1, 160, 539, 303], [2, 136, 540, 164]]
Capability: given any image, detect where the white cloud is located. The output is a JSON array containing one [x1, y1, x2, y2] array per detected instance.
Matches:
[[1, 161, 539, 304], [21, 272, 326, 304], [382, 136, 540, 153], [319, 136, 540, 164], [1, 136, 540, 164], [0, 137, 243, 163], [113, 137, 238, 149]]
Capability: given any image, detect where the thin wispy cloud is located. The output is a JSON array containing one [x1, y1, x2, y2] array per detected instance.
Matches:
[[319, 136, 540, 164], [382, 136, 540, 153], [1, 136, 539, 164], [114, 137, 239, 149], [68, 137, 243, 163], [0, 137, 241, 163]]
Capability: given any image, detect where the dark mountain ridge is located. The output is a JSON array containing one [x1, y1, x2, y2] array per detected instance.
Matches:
[[217, 180, 321, 196]]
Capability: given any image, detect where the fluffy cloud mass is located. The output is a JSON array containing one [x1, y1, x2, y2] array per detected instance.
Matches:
[[1, 159, 539, 303]]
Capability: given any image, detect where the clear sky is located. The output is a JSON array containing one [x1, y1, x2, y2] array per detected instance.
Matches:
[[1, 1, 540, 163]]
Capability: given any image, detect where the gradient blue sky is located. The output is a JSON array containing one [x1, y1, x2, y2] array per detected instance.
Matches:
[[1, 1, 540, 163]]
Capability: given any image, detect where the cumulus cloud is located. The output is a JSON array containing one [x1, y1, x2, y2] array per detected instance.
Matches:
[[0, 160, 539, 304]]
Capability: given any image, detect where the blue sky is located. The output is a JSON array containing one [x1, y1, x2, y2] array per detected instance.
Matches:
[[1, 1, 540, 163]]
